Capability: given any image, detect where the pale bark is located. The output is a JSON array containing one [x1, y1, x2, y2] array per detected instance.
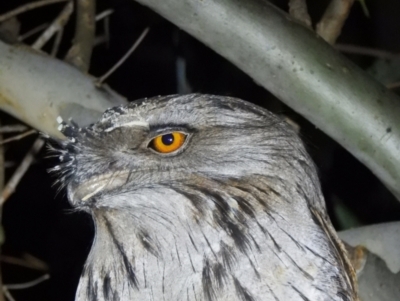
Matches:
[[0, 41, 126, 138]]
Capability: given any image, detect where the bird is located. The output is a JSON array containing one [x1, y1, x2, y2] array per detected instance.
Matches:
[[50, 94, 358, 301]]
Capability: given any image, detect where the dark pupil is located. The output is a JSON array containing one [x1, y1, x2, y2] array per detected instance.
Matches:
[[162, 134, 174, 145]]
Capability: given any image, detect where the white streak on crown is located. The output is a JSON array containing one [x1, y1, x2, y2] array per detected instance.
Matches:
[[104, 120, 149, 132]]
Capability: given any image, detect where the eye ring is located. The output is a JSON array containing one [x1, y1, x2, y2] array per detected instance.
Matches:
[[149, 132, 187, 154]]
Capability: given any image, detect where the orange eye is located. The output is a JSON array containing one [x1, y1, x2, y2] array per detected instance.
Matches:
[[150, 132, 187, 153]]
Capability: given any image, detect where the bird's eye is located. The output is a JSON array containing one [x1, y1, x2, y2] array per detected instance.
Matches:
[[150, 132, 187, 154]]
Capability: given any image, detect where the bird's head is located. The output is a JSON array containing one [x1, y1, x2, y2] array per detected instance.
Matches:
[[50, 94, 321, 214]]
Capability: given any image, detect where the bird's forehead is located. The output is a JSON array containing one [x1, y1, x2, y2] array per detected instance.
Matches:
[[96, 94, 265, 132]]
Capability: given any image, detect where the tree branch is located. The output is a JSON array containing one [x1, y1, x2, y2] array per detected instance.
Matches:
[[132, 0, 400, 202], [0, 0, 69, 23], [0, 40, 126, 138], [64, 0, 96, 72], [31, 1, 73, 50], [316, 0, 355, 44]]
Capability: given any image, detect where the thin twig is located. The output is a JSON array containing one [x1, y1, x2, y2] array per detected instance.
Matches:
[[387, 82, 400, 90], [0, 255, 48, 271], [94, 35, 108, 47], [0, 125, 28, 134], [0, 130, 36, 145], [96, 27, 150, 85], [335, 44, 400, 60], [288, 0, 312, 29], [18, 23, 49, 41], [93, 9, 114, 47], [0, 138, 44, 206], [103, 12, 111, 48], [32, 1, 73, 50], [64, 0, 96, 72], [5, 274, 50, 290], [358, 0, 370, 17], [2, 288, 14, 301], [316, 0, 355, 44], [0, 0, 69, 23], [51, 27, 64, 56], [95, 9, 114, 21]]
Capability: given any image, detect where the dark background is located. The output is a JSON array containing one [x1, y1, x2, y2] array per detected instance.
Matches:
[[0, 0, 399, 300]]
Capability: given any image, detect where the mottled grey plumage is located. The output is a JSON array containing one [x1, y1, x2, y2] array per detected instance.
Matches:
[[50, 94, 358, 301]]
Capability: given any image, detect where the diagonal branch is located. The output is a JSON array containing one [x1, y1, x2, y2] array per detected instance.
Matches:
[[31, 1, 73, 50], [0, 137, 44, 206], [0, 40, 127, 138], [0, 0, 69, 23], [132, 0, 400, 201]]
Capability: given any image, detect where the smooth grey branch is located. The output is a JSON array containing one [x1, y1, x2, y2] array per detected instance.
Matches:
[[0, 40, 126, 138], [132, 0, 400, 201]]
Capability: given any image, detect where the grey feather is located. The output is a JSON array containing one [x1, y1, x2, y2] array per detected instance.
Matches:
[[49, 94, 358, 301]]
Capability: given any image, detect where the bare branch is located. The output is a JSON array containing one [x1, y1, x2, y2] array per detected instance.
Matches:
[[96, 9, 114, 22], [51, 27, 63, 56], [64, 0, 96, 72], [0, 138, 44, 206], [316, 0, 355, 44], [93, 9, 114, 47], [335, 44, 400, 60], [0, 254, 48, 271], [0, 125, 28, 134], [0, 130, 36, 145], [5, 274, 50, 290], [2, 288, 14, 301], [288, 0, 312, 29], [0, 0, 69, 23], [0, 40, 127, 137], [18, 23, 49, 41], [32, 1, 73, 50], [96, 27, 150, 85]]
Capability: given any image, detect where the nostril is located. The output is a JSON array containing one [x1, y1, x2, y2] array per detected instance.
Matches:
[[108, 160, 118, 168]]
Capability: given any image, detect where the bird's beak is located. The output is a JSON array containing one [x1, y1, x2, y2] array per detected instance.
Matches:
[[69, 170, 130, 204]]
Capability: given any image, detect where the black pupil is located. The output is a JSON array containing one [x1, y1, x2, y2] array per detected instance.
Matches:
[[162, 134, 174, 145]]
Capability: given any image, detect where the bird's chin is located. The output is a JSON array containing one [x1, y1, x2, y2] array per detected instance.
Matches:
[[68, 170, 130, 206]]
